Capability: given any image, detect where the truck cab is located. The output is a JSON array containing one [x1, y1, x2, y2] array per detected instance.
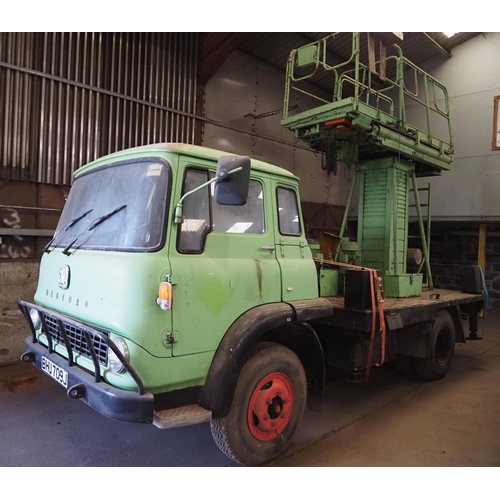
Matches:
[[20, 143, 330, 466]]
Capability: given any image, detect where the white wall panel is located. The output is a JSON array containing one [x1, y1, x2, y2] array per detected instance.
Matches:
[[253, 137, 295, 174], [424, 33, 500, 97], [204, 52, 255, 133], [351, 33, 500, 221], [293, 148, 328, 203], [451, 91, 496, 158], [204, 51, 349, 205], [416, 32, 500, 220], [253, 62, 290, 140], [423, 155, 500, 221], [203, 123, 253, 155]]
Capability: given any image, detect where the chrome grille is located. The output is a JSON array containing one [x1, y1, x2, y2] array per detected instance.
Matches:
[[42, 313, 108, 366]]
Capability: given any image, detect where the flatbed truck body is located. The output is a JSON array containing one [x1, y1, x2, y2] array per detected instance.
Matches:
[[15, 33, 485, 468], [17, 143, 484, 467]]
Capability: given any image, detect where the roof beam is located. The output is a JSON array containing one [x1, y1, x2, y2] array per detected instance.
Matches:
[[423, 33, 451, 58], [199, 32, 251, 84]]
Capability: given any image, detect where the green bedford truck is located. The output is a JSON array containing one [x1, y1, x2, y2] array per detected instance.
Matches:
[[19, 142, 483, 466]]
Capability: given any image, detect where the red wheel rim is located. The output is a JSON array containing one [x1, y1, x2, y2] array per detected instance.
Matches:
[[247, 372, 294, 441]]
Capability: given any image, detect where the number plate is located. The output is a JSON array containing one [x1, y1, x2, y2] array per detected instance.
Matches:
[[41, 356, 68, 388]]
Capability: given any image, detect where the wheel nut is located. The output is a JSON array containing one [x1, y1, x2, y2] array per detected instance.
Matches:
[[277, 391, 282, 397], [271, 421, 277, 427], [266, 399, 272, 405], [283, 398, 289, 404], [281, 413, 287, 419], [264, 415, 270, 420]]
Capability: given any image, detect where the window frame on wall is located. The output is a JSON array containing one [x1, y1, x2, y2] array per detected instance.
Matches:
[[494, 95, 500, 151]]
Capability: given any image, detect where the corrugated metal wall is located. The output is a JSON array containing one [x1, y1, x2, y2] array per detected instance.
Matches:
[[0, 32, 198, 185]]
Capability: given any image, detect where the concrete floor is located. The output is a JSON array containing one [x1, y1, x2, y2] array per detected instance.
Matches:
[[280, 310, 500, 467], [1, 311, 499, 467]]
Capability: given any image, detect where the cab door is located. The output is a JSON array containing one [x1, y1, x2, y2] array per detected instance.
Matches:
[[271, 180, 318, 301], [168, 157, 281, 356]]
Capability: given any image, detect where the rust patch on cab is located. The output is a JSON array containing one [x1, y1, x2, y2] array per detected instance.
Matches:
[[254, 259, 263, 301]]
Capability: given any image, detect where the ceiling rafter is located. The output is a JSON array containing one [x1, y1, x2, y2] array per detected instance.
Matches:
[[199, 32, 251, 85], [236, 32, 482, 94]]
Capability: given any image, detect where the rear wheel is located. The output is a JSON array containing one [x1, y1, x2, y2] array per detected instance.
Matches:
[[413, 310, 455, 380], [210, 341, 306, 466]]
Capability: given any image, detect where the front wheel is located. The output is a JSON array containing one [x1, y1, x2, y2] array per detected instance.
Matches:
[[210, 342, 307, 466]]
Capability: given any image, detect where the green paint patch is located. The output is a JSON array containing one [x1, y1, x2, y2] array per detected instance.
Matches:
[[196, 275, 232, 316]]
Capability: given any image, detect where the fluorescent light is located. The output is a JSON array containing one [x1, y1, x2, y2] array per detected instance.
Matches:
[[443, 31, 458, 38]]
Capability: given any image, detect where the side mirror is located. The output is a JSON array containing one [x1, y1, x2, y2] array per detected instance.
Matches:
[[214, 155, 251, 206]]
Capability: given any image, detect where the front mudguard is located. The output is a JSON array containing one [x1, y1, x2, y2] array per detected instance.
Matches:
[[201, 299, 331, 417]]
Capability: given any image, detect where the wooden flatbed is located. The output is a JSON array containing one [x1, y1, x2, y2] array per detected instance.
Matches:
[[320, 288, 484, 333]]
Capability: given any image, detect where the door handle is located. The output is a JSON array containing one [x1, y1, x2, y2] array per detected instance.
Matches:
[[260, 245, 275, 253]]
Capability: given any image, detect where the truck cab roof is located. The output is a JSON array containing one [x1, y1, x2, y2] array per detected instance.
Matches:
[[75, 142, 298, 182]]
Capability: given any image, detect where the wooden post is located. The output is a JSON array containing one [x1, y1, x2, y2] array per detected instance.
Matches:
[[367, 33, 376, 74], [478, 223, 487, 317], [367, 33, 402, 83], [379, 42, 387, 82]]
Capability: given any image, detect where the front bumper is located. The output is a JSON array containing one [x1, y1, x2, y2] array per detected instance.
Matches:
[[18, 300, 153, 423], [23, 338, 154, 423]]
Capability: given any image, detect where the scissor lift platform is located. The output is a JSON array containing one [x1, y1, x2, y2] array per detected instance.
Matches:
[[282, 33, 454, 176]]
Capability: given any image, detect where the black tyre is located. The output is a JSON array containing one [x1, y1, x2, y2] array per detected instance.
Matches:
[[210, 341, 307, 466], [413, 310, 455, 380]]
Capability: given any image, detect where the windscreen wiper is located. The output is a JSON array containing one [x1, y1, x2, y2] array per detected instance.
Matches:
[[43, 209, 93, 254], [62, 204, 127, 256]]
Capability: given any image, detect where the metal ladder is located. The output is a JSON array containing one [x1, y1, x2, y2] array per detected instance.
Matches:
[[408, 181, 433, 288]]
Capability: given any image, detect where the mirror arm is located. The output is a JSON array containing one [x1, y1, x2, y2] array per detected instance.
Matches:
[[217, 166, 242, 181], [174, 177, 217, 224], [173, 167, 244, 224]]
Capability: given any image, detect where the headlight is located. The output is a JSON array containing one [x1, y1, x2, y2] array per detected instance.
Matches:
[[108, 338, 130, 374], [29, 309, 41, 330]]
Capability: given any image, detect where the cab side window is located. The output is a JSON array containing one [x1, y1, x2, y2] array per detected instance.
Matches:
[[277, 187, 301, 236], [178, 169, 210, 253], [178, 169, 266, 253], [212, 180, 265, 234]]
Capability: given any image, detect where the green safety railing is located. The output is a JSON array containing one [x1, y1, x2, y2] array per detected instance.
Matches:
[[283, 32, 453, 153]]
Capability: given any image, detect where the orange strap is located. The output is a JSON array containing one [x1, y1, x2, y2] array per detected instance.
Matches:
[[314, 258, 385, 380]]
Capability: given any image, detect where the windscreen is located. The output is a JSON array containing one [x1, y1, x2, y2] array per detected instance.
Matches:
[[53, 159, 169, 252]]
